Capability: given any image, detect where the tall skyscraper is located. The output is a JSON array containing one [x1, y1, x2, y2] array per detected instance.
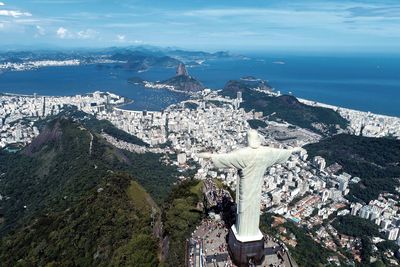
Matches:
[[359, 206, 371, 219], [42, 97, 46, 117], [338, 178, 348, 191], [237, 91, 242, 102], [387, 228, 399, 241]]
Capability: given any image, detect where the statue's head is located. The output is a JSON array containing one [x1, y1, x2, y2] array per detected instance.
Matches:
[[247, 129, 262, 149]]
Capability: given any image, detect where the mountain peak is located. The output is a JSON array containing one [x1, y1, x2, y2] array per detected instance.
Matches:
[[176, 63, 189, 76]]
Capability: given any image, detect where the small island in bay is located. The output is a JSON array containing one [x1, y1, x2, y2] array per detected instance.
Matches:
[[129, 62, 204, 94]]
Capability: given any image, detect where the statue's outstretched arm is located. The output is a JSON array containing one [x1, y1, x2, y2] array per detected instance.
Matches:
[[290, 147, 306, 154], [197, 151, 245, 169], [197, 152, 212, 159], [212, 151, 246, 169], [270, 147, 306, 165]]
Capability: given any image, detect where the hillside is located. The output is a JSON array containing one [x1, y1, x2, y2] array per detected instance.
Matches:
[[161, 63, 204, 92], [162, 180, 204, 267], [110, 50, 181, 72], [221, 79, 349, 135], [305, 134, 400, 203], [128, 62, 204, 93], [0, 173, 159, 266], [0, 116, 185, 265], [162, 74, 204, 92], [260, 213, 336, 266]]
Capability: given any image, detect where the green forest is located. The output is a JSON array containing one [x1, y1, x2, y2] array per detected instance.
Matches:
[[162, 180, 204, 267], [332, 215, 399, 265], [0, 116, 200, 266]]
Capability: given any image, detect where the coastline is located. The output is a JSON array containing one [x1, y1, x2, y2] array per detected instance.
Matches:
[[297, 97, 400, 120], [113, 87, 400, 139], [2, 89, 399, 120], [297, 97, 400, 138], [2, 88, 399, 148], [134, 80, 195, 95]]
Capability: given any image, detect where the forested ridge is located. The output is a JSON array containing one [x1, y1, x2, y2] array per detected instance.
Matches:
[[221, 79, 349, 135], [0, 115, 200, 266]]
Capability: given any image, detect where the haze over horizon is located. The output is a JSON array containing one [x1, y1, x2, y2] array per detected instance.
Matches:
[[0, 0, 399, 53]]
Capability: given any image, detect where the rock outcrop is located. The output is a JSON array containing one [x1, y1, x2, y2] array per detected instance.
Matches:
[[176, 63, 189, 76], [162, 63, 204, 92]]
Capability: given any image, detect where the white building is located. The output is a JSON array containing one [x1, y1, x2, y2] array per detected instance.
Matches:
[[351, 203, 363, 216], [359, 206, 371, 220], [313, 156, 326, 171], [386, 228, 399, 241], [177, 153, 187, 165]]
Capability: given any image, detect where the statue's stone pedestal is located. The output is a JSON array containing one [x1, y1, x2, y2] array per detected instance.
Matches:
[[228, 225, 265, 266]]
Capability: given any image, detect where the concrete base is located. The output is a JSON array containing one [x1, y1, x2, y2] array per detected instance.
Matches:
[[228, 226, 265, 267]]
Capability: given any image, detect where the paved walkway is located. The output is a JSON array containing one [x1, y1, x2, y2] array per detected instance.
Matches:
[[189, 218, 233, 267], [188, 218, 297, 267]]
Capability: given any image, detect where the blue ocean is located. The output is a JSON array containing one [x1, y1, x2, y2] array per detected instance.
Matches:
[[0, 54, 399, 116]]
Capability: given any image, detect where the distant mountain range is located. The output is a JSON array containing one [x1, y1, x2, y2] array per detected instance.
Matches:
[[110, 50, 181, 72], [0, 45, 240, 72]]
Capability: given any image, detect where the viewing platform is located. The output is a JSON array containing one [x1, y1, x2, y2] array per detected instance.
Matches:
[[187, 218, 298, 267], [187, 179, 298, 267]]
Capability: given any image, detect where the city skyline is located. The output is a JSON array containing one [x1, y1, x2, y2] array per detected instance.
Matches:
[[0, 0, 399, 52]]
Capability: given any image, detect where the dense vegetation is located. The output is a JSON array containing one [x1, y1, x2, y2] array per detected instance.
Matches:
[[247, 119, 267, 129], [35, 107, 148, 147], [110, 50, 181, 71], [260, 213, 334, 266], [305, 134, 400, 203], [222, 79, 348, 135], [0, 173, 159, 266], [162, 180, 204, 267], [85, 117, 149, 146], [183, 102, 198, 110], [332, 215, 381, 238], [0, 117, 185, 266], [0, 119, 105, 234], [162, 74, 204, 92], [332, 215, 384, 265]]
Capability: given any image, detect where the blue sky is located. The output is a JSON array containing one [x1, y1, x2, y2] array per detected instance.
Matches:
[[0, 0, 399, 52]]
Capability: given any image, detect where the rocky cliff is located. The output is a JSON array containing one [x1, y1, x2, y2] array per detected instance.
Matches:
[[162, 63, 204, 92]]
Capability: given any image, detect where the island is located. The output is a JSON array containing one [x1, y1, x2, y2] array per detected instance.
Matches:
[[129, 62, 204, 93]]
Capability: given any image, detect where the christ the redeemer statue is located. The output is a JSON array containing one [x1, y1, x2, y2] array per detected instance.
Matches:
[[198, 129, 304, 241]]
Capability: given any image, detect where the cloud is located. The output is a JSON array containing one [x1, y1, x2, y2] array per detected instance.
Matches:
[[56, 27, 98, 39], [0, 2, 4, 6], [115, 34, 143, 44], [116, 34, 125, 41], [35, 25, 45, 36], [77, 28, 98, 39], [56, 27, 69, 38], [1, 0, 399, 51], [103, 22, 156, 28], [0, 10, 32, 17], [181, 8, 300, 18]]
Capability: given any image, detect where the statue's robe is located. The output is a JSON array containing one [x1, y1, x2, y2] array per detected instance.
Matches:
[[212, 146, 292, 238]]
